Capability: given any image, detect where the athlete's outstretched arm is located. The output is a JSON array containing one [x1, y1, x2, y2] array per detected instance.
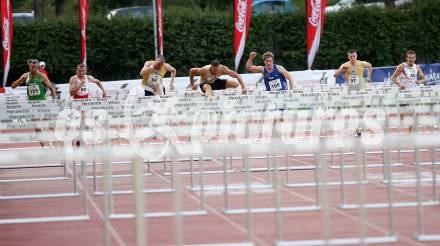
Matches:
[[278, 65, 295, 90], [362, 61, 373, 82], [41, 74, 57, 100], [140, 61, 154, 78], [391, 64, 405, 90], [416, 65, 428, 85], [223, 66, 247, 94], [88, 75, 107, 97], [333, 64, 346, 78], [165, 63, 176, 91], [11, 73, 28, 88], [245, 52, 264, 73], [189, 68, 202, 90]]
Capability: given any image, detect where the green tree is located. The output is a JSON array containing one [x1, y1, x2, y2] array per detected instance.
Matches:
[[384, 0, 395, 8], [33, 0, 44, 18], [55, 0, 67, 16]]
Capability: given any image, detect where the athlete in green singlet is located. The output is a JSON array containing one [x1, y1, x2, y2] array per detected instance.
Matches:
[[11, 59, 57, 148], [12, 59, 56, 100]]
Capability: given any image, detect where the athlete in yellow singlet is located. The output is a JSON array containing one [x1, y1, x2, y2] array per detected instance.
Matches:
[[334, 49, 372, 91], [140, 55, 176, 96], [334, 49, 373, 137]]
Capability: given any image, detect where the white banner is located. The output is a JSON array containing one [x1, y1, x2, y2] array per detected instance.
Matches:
[[292, 69, 335, 86]]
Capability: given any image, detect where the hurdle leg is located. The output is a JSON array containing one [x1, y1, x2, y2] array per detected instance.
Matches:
[[102, 159, 112, 246], [339, 148, 346, 206], [384, 138, 396, 237], [189, 156, 195, 190], [415, 145, 425, 237], [81, 159, 89, 216], [431, 147, 438, 201], [285, 151, 291, 185], [223, 153, 230, 211], [355, 139, 367, 244], [243, 152, 254, 242], [199, 155, 205, 211], [274, 154, 284, 242], [320, 145, 331, 244], [314, 153, 320, 206], [172, 158, 184, 245], [93, 157, 97, 193], [133, 157, 146, 246], [266, 153, 273, 185], [73, 160, 78, 193]]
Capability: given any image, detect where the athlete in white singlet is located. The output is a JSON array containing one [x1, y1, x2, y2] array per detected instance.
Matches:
[[69, 63, 106, 99], [391, 50, 427, 90]]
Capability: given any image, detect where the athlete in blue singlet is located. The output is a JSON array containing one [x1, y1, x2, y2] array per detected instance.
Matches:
[[245, 51, 294, 91]]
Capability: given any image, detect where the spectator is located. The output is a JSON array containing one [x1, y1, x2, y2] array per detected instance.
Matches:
[[39, 61, 49, 78]]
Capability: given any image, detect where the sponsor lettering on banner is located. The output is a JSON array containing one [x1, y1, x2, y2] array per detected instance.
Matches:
[[293, 70, 335, 86], [308, 0, 321, 27], [234, 0, 252, 71], [306, 0, 327, 69], [1, 0, 13, 89]]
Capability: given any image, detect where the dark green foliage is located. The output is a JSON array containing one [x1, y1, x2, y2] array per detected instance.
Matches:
[[2, 0, 440, 85]]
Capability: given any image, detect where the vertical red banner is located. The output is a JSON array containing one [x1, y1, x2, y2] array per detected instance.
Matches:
[[234, 0, 252, 71], [156, 0, 163, 55], [1, 0, 13, 90], [80, 0, 88, 65], [306, 0, 326, 69]]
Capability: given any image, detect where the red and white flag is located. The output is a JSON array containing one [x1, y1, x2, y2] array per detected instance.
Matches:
[[79, 0, 88, 65], [306, 0, 326, 69], [234, 0, 252, 71], [1, 0, 13, 89], [156, 0, 163, 55]]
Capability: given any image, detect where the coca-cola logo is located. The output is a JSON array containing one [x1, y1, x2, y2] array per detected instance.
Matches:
[[235, 0, 247, 33], [2, 18, 9, 51], [308, 0, 321, 27]]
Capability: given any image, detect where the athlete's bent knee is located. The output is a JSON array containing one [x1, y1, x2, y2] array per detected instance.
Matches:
[[227, 80, 239, 88]]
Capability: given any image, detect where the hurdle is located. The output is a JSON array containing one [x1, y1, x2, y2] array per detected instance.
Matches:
[[2, 83, 440, 245], [0, 147, 90, 224], [220, 129, 325, 215], [276, 138, 398, 245], [105, 149, 207, 219], [414, 141, 440, 242], [339, 113, 439, 210]]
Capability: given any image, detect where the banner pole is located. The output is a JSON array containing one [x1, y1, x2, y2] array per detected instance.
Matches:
[[79, 0, 88, 66], [1, 0, 13, 89], [304, 0, 311, 70], [152, 0, 158, 58]]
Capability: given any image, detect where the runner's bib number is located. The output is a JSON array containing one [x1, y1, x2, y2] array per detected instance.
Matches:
[[269, 79, 282, 91], [348, 75, 359, 85], [148, 73, 162, 85], [28, 85, 41, 96]]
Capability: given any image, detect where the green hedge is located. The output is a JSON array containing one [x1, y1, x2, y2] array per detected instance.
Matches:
[[2, 0, 440, 85]]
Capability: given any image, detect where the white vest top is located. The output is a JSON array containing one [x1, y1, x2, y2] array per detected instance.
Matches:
[[75, 75, 90, 97], [399, 63, 418, 90]]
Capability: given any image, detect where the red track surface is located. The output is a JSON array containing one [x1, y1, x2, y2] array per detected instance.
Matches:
[[1, 142, 440, 246]]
